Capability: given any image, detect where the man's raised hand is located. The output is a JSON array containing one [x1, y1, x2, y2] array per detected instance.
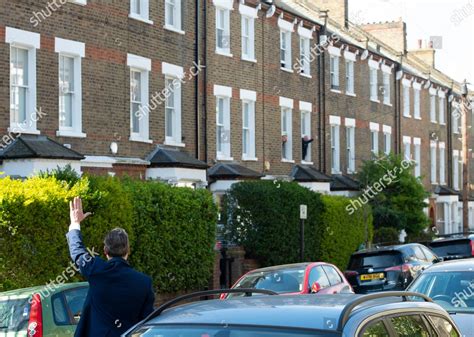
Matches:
[[70, 197, 92, 228]]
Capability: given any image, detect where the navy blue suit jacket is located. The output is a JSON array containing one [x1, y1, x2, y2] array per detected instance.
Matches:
[[66, 230, 154, 337]]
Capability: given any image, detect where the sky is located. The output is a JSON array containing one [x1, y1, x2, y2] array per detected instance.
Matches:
[[348, 0, 474, 87]]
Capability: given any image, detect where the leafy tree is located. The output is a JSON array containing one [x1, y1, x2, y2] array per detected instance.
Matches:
[[357, 154, 429, 239]]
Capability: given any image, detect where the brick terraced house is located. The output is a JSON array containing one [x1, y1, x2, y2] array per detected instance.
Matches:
[[0, 0, 472, 234]]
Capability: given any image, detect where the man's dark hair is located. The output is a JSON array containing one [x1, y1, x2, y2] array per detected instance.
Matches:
[[104, 228, 130, 258]]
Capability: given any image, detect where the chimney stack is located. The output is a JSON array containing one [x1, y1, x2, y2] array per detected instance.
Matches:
[[359, 18, 407, 53], [408, 38, 436, 69], [309, 0, 349, 28]]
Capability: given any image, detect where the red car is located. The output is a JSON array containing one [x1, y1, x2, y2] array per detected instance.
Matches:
[[221, 262, 353, 299]]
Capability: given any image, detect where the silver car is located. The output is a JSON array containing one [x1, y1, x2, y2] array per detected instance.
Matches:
[[123, 289, 461, 336]]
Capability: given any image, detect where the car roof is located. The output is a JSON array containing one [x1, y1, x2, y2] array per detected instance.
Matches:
[[143, 294, 445, 332], [351, 244, 418, 255], [245, 262, 319, 273], [0, 282, 88, 299], [431, 235, 474, 243], [422, 258, 474, 272]]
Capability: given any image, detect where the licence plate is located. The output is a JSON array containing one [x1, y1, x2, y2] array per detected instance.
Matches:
[[360, 273, 384, 281]]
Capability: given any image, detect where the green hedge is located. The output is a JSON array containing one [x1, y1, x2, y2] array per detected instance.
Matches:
[[223, 181, 372, 270], [0, 175, 217, 293]]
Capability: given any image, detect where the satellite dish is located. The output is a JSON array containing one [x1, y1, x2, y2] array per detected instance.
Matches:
[[396, 71, 403, 81], [448, 94, 454, 102], [360, 50, 369, 60], [266, 5, 276, 18]]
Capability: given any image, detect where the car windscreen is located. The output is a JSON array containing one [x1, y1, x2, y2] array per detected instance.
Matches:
[[408, 271, 474, 313], [131, 325, 340, 337], [429, 240, 471, 258], [348, 251, 403, 270], [230, 267, 306, 295], [0, 297, 30, 333]]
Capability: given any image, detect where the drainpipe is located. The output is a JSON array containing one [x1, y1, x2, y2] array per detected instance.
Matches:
[[447, 88, 453, 188], [203, 0, 208, 163], [318, 11, 328, 174], [195, 0, 200, 159], [394, 62, 401, 154]]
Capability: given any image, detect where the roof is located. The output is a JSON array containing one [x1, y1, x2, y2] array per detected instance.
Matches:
[[422, 258, 474, 273], [0, 282, 88, 298], [330, 174, 360, 191], [147, 147, 208, 169], [434, 185, 461, 196], [208, 163, 263, 180], [290, 165, 332, 182], [145, 294, 445, 332], [0, 135, 84, 161], [351, 243, 422, 255]]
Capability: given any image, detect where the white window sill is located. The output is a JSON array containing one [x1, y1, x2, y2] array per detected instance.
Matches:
[[164, 140, 186, 147], [217, 155, 234, 161], [330, 89, 342, 94], [242, 156, 258, 161], [403, 114, 412, 118], [68, 0, 87, 5], [332, 170, 341, 174], [8, 127, 40, 135], [128, 14, 154, 25], [280, 67, 294, 73], [300, 73, 312, 79], [370, 98, 380, 103], [301, 160, 314, 165], [431, 121, 438, 124], [347, 170, 356, 174], [216, 50, 233, 58], [242, 56, 257, 63], [56, 130, 87, 138], [281, 159, 295, 163], [439, 122, 446, 126], [414, 116, 422, 120], [163, 25, 185, 35], [383, 101, 392, 106], [346, 92, 356, 97], [431, 181, 438, 185], [130, 135, 153, 144]]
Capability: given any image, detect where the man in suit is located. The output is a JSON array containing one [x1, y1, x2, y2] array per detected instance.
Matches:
[[66, 197, 155, 337]]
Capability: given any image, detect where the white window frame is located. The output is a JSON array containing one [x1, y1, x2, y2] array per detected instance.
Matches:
[[370, 123, 379, 155], [278, 17, 294, 72], [165, 0, 184, 34], [430, 89, 437, 123], [162, 62, 184, 147], [369, 64, 379, 102], [346, 118, 355, 174], [330, 55, 340, 91], [239, 4, 257, 62], [439, 142, 446, 184], [403, 80, 411, 117], [129, 0, 152, 24], [300, 101, 312, 163], [414, 88, 421, 119], [452, 102, 460, 134], [298, 25, 313, 77], [214, 84, 233, 160], [439, 92, 446, 125], [403, 136, 411, 161], [414, 138, 421, 177], [215, 0, 233, 57], [55, 38, 86, 138], [240, 89, 257, 160], [383, 125, 392, 155], [382, 64, 392, 105], [453, 150, 460, 190], [280, 97, 294, 162], [127, 54, 151, 143], [6, 27, 40, 135], [430, 140, 437, 184], [330, 115, 341, 174], [345, 60, 354, 95]]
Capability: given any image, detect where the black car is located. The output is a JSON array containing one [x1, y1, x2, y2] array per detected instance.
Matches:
[[428, 233, 474, 260], [344, 243, 438, 294]]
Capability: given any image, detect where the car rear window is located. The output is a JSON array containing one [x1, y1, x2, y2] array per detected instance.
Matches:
[[132, 325, 340, 337], [0, 297, 30, 333], [349, 251, 403, 269], [429, 240, 471, 258]]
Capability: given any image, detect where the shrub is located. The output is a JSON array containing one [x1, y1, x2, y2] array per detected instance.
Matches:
[[223, 181, 372, 270], [373, 227, 400, 245]]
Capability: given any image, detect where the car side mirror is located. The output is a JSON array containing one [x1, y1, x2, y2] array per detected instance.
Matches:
[[433, 257, 443, 263], [310, 282, 321, 294]]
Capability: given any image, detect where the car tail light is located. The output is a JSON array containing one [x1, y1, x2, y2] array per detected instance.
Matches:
[[385, 264, 411, 273], [470, 241, 474, 256], [344, 270, 358, 277], [27, 293, 43, 337]]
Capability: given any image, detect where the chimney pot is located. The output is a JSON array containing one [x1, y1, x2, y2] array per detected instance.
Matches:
[[418, 39, 422, 49]]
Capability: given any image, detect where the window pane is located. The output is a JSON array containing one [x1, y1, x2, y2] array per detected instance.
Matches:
[[390, 315, 431, 337], [166, 0, 175, 26], [166, 108, 174, 138], [322, 266, 343, 286], [362, 321, 390, 337], [429, 316, 459, 337], [63, 287, 88, 325], [132, 102, 141, 133], [52, 295, 69, 325], [131, 71, 141, 101], [59, 93, 73, 128], [308, 266, 330, 288]]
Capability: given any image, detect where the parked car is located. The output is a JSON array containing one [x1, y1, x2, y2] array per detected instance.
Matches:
[[344, 243, 438, 294], [428, 233, 474, 260], [407, 258, 474, 336], [123, 289, 462, 336], [221, 262, 353, 299], [0, 282, 88, 337]]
